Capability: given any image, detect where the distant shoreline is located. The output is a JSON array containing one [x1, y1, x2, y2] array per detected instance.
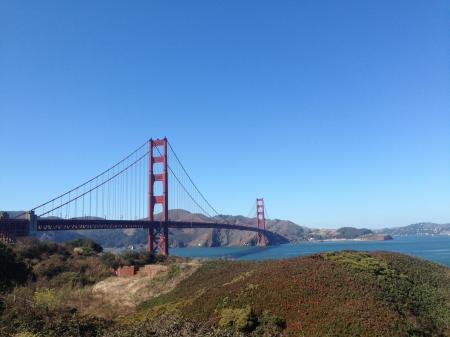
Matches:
[[312, 235, 393, 243]]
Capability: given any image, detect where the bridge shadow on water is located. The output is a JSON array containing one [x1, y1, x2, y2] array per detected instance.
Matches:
[[224, 245, 279, 259]]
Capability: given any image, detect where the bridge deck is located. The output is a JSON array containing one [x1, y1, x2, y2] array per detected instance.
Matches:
[[0, 218, 271, 236]]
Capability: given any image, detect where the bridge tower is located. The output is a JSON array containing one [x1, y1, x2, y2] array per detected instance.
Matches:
[[148, 138, 169, 255], [256, 198, 268, 246]]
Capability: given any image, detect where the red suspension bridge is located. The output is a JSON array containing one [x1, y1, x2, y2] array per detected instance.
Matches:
[[0, 138, 276, 255]]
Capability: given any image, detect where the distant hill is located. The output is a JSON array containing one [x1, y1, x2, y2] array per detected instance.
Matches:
[[335, 226, 373, 239], [378, 222, 450, 236], [6, 209, 450, 242]]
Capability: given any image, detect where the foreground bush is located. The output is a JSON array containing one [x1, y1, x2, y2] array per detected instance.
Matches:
[[102, 314, 248, 337], [0, 242, 30, 292]]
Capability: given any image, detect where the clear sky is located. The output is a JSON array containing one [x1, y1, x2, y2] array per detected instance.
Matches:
[[1, 1, 449, 229]]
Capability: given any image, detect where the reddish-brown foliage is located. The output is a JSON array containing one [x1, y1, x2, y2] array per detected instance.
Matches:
[[138, 251, 450, 337]]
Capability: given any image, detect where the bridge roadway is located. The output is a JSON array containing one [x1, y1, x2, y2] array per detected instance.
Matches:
[[0, 218, 271, 236]]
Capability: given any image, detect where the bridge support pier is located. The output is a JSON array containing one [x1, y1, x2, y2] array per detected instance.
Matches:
[[0, 214, 31, 244], [257, 232, 269, 246], [147, 227, 154, 252], [148, 138, 169, 256]]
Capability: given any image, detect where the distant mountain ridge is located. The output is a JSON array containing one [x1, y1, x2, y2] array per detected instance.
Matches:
[[377, 222, 450, 236], [16, 209, 380, 248]]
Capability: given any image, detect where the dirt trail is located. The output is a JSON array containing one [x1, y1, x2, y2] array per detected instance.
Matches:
[[92, 262, 201, 308]]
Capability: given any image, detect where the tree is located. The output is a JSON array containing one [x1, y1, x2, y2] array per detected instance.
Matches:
[[101, 252, 119, 269], [65, 239, 103, 256], [0, 242, 30, 292]]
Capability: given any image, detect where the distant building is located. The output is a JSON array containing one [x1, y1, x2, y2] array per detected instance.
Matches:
[[115, 265, 138, 277]]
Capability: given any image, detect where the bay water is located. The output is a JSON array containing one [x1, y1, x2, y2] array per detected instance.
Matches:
[[171, 235, 450, 266]]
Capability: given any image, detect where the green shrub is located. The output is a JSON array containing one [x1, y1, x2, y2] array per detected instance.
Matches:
[[166, 263, 181, 280], [34, 288, 57, 309], [0, 242, 30, 292], [103, 314, 246, 337], [0, 301, 109, 337], [253, 311, 285, 336], [324, 251, 396, 276], [325, 251, 450, 335], [33, 254, 68, 280], [119, 250, 160, 267], [51, 271, 89, 288], [14, 238, 67, 262], [13, 332, 38, 337], [100, 252, 119, 269], [65, 239, 103, 255], [219, 306, 257, 332]]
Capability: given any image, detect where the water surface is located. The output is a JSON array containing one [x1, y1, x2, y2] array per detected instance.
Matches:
[[171, 235, 450, 266]]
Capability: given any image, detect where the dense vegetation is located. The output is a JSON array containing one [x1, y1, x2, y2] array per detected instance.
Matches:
[[0, 239, 242, 336], [0, 243, 30, 292], [137, 251, 450, 337], [1, 238, 450, 336]]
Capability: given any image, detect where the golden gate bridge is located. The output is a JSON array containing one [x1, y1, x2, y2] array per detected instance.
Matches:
[[0, 138, 275, 255]]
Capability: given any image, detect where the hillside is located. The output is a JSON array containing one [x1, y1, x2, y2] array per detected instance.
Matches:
[[135, 251, 450, 337]]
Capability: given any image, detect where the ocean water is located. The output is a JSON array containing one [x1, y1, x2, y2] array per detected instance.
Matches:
[[171, 235, 450, 266]]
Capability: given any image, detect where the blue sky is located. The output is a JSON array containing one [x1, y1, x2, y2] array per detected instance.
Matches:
[[1, 0, 449, 228]]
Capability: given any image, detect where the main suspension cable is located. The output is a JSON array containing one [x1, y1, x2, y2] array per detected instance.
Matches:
[[38, 141, 147, 211], [154, 145, 214, 218], [38, 151, 149, 217]]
